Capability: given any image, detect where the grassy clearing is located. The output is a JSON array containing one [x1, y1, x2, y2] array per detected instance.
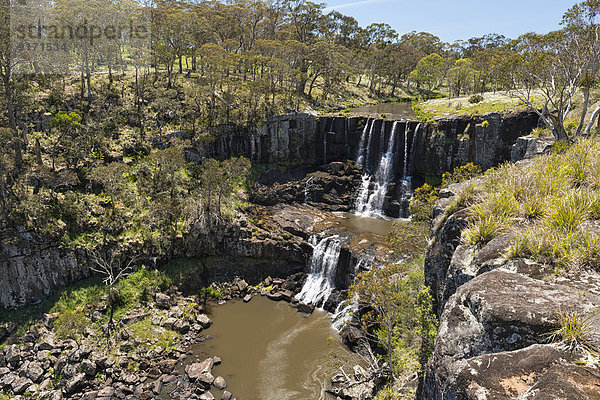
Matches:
[[0, 258, 206, 341], [456, 136, 600, 272], [414, 91, 536, 119]]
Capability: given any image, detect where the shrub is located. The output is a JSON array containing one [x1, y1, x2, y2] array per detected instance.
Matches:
[[441, 163, 482, 187], [409, 184, 439, 221], [468, 94, 483, 104], [54, 310, 91, 342]]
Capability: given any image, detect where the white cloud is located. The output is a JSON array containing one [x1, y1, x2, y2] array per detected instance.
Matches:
[[323, 0, 392, 12]]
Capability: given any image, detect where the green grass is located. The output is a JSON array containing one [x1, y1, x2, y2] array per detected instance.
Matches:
[[0, 258, 206, 343], [130, 316, 178, 351], [548, 309, 600, 354], [414, 90, 540, 119], [449, 136, 600, 271]]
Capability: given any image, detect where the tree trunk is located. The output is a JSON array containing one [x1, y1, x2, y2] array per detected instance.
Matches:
[[577, 86, 591, 136], [3, 68, 21, 170], [584, 102, 600, 136]]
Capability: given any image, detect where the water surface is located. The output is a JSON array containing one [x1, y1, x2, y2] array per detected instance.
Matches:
[[187, 296, 361, 400], [351, 102, 415, 119]]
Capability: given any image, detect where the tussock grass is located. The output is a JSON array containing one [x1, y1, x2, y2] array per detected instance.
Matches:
[[457, 137, 600, 270], [548, 309, 600, 354]]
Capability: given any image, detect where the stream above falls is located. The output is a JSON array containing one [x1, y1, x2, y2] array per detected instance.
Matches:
[[182, 296, 363, 400], [350, 102, 416, 119]]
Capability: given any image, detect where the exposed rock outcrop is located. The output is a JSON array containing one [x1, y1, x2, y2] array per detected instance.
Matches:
[[422, 181, 600, 400]]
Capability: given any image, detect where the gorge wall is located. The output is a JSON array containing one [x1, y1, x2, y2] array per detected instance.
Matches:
[[203, 110, 539, 179], [2, 109, 539, 310]]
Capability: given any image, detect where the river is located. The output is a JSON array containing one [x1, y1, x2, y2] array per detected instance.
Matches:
[[184, 296, 363, 400]]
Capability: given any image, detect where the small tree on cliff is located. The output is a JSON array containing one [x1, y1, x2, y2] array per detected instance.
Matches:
[[90, 250, 139, 341], [349, 259, 437, 384]]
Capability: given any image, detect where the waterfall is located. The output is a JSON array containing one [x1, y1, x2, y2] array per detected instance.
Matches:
[[356, 119, 373, 168], [407, 123, 421, 178], [304, 176, 316, 205], [403, 123, 410, 179], [296, 235, 342, 309], [354, 121, 400, 218], [331, 256, 373, 331]]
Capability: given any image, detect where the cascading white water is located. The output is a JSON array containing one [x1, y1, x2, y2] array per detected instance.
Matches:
[[354, 121, 400, 218], [295, 235, 342, 309], [304, 176, 316, 205], [324, 119, 334, 165], [407, 123, 421, 179], [356, 119, 373, 167], [331, 256, 373, 331]]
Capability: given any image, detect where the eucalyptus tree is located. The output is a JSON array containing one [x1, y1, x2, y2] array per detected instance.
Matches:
[[562, 0, 600, 135], [502, 30, 585, 141]]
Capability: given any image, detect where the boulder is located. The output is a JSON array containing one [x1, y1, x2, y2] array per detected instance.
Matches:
[[267, 291, 283, 301], [186, 358, 215, 386], [26, 362, 45, 383], [243, 294, 252, 303], [11, 376, 33, 394], [221, 391, 233, 400], [64, 373, 86, 395], [236, 280, 248, 292], [96, 386, 115, 400], [280, 290, 294, 302], [155, 293, 171, 309], [200, 392, 215, 400], [213, 376, 227, 390], [297, 303, 315, 314], [80, 359, 96, 376], [197, 314, 213, 329]]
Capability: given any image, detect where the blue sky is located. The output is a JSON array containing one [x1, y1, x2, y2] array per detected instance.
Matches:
[[323, 0, 579, 42]]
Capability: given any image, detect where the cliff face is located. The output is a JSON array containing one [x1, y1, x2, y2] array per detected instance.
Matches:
[[421, 182, 600, 400], [2, 110, 539, 309], [0, 212, 309, 309]]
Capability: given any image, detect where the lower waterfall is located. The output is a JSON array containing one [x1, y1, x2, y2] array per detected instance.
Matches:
[[295, 235, 342, 309]]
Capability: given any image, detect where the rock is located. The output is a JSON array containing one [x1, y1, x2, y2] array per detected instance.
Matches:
[[37, 336, 55, 351], [155, 293, 171, 309], [212, 356, 222, 365], [153, 379, 163, 395], [64, 373, 86, 395], [423, 344, 595, 400], [236, 280, 248, 292], [200, 392, 215, 400], [96, 386, 115, 400], [213, 376, 227, 390], [186, 358, 214, 386], [297, 302, 314, 314], [174, 319, 190, 334], [0, 367, 9, 377], [280, 289, 294, 302], [162, 317, 177, 330], [26, 362, 45, 383], [267, 291, 283, 301], [197, 314, 212, 329], [511, 135, 554, 163], [242, 294, 252, 303], [221, 391, 233, 400], [81, 359, 96, 376], [11, 376, 33, 394], [5, 344, 21, 364], [340, 380, 374, 400], [121, 311, 149, 325]]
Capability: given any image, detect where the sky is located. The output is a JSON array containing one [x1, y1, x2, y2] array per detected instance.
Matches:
[[323, 0, 579, 43]]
